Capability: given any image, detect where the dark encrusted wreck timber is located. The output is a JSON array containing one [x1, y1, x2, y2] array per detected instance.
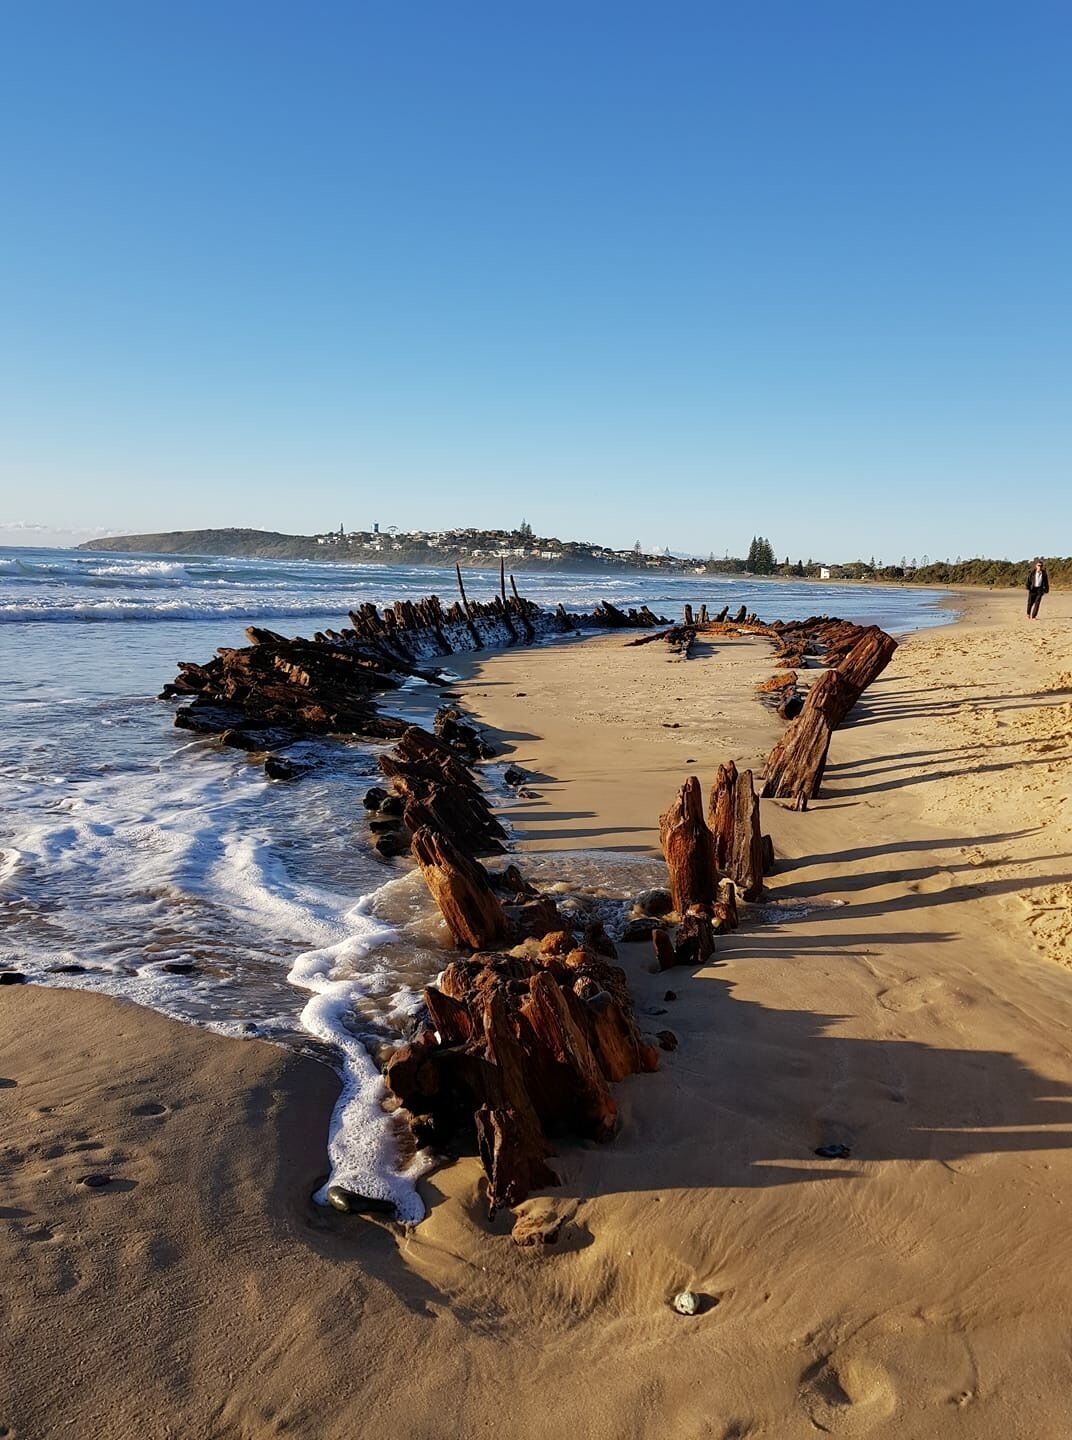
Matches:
[[385, 939, 658, 1217], [162, 586, 668, 769]]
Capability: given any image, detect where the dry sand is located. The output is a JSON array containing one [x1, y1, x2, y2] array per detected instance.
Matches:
[[2, 588, 1071, 1439]]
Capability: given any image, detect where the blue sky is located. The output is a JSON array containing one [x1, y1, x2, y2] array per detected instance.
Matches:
[[1, 1, 1069, 558]]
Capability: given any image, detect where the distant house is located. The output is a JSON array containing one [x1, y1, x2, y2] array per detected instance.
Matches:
[[819, 566, 832, 579]]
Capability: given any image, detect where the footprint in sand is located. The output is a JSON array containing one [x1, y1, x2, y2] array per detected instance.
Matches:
[[905, 870, 956, 895], [802, 1314, 978, 1429], [876, 976, 943, 1013], [798, 1353, 897, 1433]]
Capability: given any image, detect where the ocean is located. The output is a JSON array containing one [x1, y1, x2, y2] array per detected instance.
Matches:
[[0, 546, 950, 1217]]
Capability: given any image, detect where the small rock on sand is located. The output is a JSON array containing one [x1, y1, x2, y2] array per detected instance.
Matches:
[[511, 1210, 563, 1246], [325, 1185, 396, 1218], [672, 1290, 700, 1316]]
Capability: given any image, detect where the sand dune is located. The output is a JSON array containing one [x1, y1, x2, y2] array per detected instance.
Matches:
[[2, 587, 1071, 1438]]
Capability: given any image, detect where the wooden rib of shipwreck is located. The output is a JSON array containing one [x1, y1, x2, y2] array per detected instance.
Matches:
[[384, 830, 660, 1218], [161, 584, 669, 772], [652, 762, 774, 969], [626, 604, 897, 806], [762, 624, 897, 807]]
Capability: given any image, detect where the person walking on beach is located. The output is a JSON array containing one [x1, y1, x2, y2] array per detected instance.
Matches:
[[1026, 558, 1049, 618]]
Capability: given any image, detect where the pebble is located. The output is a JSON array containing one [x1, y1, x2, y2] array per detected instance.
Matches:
[[656, 1029, 679, 1052], [511, 1210, 563, 1246], [264, 755, 308, 781], [79, 1173, 113, 1189], [633, 887, 673, 918], [814, 1143, 852, 1160], [672, 1290, 700, 1316], [325, 1185, 396, 1217], [663, 990, 677, 1001]]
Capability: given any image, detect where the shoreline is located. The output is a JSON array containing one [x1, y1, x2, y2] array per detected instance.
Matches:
[[3, 585, 1072, 1436]]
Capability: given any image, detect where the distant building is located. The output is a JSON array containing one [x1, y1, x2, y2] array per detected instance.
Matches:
[[819, 566, 832, 579]]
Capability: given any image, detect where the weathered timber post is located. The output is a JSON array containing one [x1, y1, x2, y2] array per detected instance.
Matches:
[[659, 775, 717, 915], [762, 669, 851, 803], [411, 827, 510, 949], [454, 564, 484, 648], [708, 762, 764, 901], [708, 761, 738, 872], [730, 768, 764, 902], [829, 626, 898, 725]]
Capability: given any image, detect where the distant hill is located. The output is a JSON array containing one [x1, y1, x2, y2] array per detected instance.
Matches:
[[77, 527, 690, 573], [80, 528, 327, 559]]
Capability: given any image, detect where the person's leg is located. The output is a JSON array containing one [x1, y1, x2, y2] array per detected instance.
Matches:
[[1028, 590, 1035, 616], [1029, 592, 1042, 619]]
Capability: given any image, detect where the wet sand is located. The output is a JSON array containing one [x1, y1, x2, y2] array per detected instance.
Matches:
[[2, 587, 1071, 1438]]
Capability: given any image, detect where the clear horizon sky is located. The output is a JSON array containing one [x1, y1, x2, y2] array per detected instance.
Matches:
[[2, 2, 1070, 560]]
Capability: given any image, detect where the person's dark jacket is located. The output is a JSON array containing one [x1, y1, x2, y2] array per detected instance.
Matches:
[[1026, 566, 1050, 594]]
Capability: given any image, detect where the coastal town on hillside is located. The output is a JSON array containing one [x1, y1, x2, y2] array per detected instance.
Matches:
[[309, 524, 914, 580]]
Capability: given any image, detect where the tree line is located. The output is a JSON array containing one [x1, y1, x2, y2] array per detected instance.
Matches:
[[701, 545, 1070, 588]]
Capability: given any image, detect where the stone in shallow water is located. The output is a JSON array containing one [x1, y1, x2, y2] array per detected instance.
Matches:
[[672, 1290, 700, 1316], [325, 1185, 396, 1218], [633, 888, 673, 918], [0, 973, 27, 986], [161, 961, 199, 976], [264, 754, 309, 781], [814, 1143, 851, 1160]]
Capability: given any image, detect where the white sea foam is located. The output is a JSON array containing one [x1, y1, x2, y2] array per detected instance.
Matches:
[[288, 915, 429, 1223], [0, 708, 433, 1221]]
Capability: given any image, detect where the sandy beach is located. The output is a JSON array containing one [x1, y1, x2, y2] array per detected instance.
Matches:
[[3, 586, 1071, 1439]]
